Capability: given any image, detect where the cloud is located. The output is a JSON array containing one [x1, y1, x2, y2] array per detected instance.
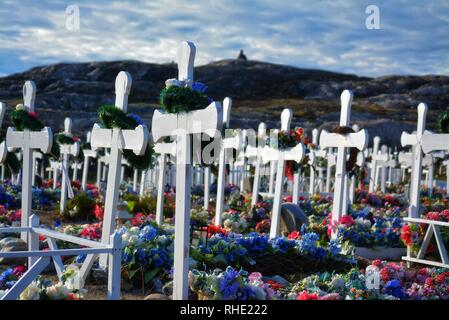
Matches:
[[0, 0, 447, 77]]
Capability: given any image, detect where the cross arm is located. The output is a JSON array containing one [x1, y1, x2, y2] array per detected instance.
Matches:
[[319, 129, 368, 151]]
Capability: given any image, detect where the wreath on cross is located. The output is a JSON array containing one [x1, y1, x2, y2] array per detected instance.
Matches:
[[97, 105, 154, 170]]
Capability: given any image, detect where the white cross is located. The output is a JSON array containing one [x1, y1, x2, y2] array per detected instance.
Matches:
[[154, 141, 176, 224], [5, 81, 53, 241], [348, 152, 365, 204], [375, 145, 390, 193], [235, 129, 248, 192], [151, 41, 222, 300], [246, 123, 267, 207], [401, 103, 427, 218], [59, 117, 80, 213], [81, 131, 98, 191], [368, 136, 385, 192], [87, 71, 150, 269], [319, 90, 368, 236], [325, 149, 336, 193], [264, 109, 305, 238], [215, 97, 242, 226], [0, 102, 8, 165]]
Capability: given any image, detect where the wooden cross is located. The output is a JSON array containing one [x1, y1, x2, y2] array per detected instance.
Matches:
[[88, 71, 150, 268], [319, 90, 368, 234], [215, 97, 242, 226], [5, 81, 53, 241], [246, 123, 267, 207], [401, 103, 427, 218], [151, 41, 222, 300], [325, 149, 336, 193], [375, 145, 390, 193], [81, 131, 98, 191], [59, 117, 80, 213], [263, 109, 305, 238]]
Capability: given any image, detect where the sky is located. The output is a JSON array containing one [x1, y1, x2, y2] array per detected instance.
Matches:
[[0, 0, 448, 77]]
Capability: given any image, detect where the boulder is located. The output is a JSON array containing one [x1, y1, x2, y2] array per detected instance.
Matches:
[[0, 237, 27, 265], [280, 203, 308, 235]]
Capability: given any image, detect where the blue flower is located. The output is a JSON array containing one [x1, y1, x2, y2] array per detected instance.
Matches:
[[75, 254, 86, 263], [192, 82, 208, 94], [329, 239, 342, 256], [139, 225, 157, 242]]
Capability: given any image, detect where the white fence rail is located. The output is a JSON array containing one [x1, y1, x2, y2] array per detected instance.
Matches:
[[0, 215, 122, 300]]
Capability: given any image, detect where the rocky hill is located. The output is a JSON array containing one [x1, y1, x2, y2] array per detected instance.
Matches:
[[0, 59, 448, 147]]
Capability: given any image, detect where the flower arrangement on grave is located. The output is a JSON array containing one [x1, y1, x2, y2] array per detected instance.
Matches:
[[325, 207, 404, 249], [97, 105, 154, 170], [64, 192, 96, 221], [188, 267, 280, 300], [118, 223, 174, 286], [401, 209, 449, 254], [190, 208, 211, 226]]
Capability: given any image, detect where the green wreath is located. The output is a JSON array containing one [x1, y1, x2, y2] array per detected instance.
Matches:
[[437, 111, 449, 133], [9, 108, 44, 131], [98, 105, 153, 170], [159, 86, 210, 114]]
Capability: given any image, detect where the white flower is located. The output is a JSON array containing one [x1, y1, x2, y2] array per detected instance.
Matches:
[[165, 78, 185, 88], [15, 104, 25, 111], [20, 283, 41, 300], [129, 227, 140, 235], [46, 283, 71, 300]]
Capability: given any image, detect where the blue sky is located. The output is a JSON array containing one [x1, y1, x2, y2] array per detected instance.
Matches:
[[0, 0, 448, 77]]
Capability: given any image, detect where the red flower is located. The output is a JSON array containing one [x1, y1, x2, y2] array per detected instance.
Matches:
[[297, 291, 318, 300], [67, 293, 79, 300], [13, 265, 26, 277], [339, 215, 355, 227], [425, 277, 433, 287], [266, 280, 283, 291], [288, 231, 301, 240], [28, 111, 37, 118], [208, 224, 228, 236], [400, 225, 413, 246], [436, 274, 445, 284], [372, 259, 382, 267], [132, 213, 146, 226], [380, 267, 390, 282], [94, 204, 104, 220]]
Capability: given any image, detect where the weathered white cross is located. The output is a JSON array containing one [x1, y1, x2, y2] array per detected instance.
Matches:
[[215, 97, 242, 226], [153, 141, 176, 224], [151, 41, 222, 300], [0, 102, 8, 166], [375, 145, 390, 193], [6, 81, 53, 241], [319, 90, 368, 235], [368, 136, 384, 192], [264, 109, 305, 238], [59, 117, 80, 213], [246, 123, 267, 207], [401, 103, 428, 218], [81, 131, 98, 191], [88, 71, 150, 268]]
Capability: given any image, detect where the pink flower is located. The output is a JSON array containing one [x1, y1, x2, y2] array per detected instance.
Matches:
[[319, 293, 341, 300]]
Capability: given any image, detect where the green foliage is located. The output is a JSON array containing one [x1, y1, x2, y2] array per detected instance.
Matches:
[[9, 109, 44, 131], [97, 105, 154, 169], [159, 86, 210, 114], [64, 192, 96, 221], [437, 111, 449, 133]]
